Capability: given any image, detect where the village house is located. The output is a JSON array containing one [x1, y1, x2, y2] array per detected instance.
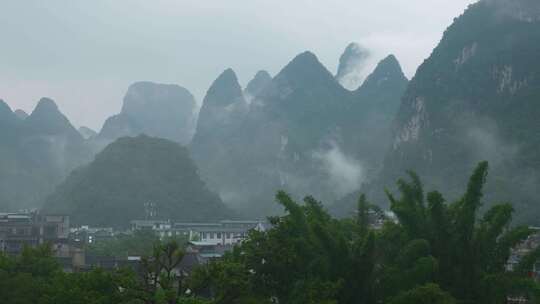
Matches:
[[0, 211, 70, 256], [70, 225, 115, 245], [506, 226, 540, 280]]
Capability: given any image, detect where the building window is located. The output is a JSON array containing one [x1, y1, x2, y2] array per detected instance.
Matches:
[[16, 228, 29, 235], [217, 233, 222, 239]]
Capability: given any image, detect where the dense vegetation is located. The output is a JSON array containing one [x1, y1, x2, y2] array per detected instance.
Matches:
[[5, 161, 539, 304], [0, 245, 126, 304], [189, 162, 540, 303], [87, 230, 188, 258], [0, 242, 208, 304], [44, 135, 232, 227]]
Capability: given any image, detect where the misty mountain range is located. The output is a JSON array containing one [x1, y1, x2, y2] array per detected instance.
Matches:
[[1, 0, 539, 225], [191, 50, 407, 216], [0, 98, 91, 211], [1, 39, 403, 218]]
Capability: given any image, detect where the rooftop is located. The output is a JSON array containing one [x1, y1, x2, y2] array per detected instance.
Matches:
[[189, 241, 221, 247]]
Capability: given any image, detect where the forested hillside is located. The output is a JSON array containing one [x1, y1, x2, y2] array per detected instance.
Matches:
[[44, 135, 232, 227]]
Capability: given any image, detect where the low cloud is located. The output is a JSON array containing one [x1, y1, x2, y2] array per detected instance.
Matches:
[[465, 118, 519, 167], [313, 142, 364, 198]]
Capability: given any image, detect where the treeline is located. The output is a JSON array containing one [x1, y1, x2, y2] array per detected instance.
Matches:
[[189, 162, 540, 303], [0, 241, 207, 304], [86, 229, 188, 258], [2, 162, 540, 304]]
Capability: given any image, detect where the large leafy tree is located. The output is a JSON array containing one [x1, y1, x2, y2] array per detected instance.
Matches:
[[119, 240, 196, 304], [388, 284, 456, 304], [190, 192, 379, 304], [0, 242, 207, 304], [0, 245, 127, 304], [385, 161, 540, 303]]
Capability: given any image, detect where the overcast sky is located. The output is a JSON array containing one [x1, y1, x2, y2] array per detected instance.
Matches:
[[0, 0, 477, 130]]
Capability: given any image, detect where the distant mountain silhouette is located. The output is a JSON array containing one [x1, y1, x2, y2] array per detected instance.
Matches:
[[98, 81, 197, 145], [0, 98, 91, 211]]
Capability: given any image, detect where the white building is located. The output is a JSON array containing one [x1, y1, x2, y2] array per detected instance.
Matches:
[[131, 219, 270, 245]]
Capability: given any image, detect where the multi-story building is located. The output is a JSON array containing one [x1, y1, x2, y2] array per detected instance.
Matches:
[[176, 220, 269, 245], [171, 222, 221, 240], [197, 226, 249, 245], [0, 211, 69, 255], [130, 219, 171, 231], [186, 241, 232, 259], [70, 226, 115, 245], [506, 227, 540, 279], [131, 219, 270, 245]]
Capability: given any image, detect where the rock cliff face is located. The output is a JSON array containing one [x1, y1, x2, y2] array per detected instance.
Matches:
[[192, 69, 248, 142], [98, 81, 197, 145], [376, 0, 540, 224], [190, 69, 251, 211], [340, 55, 409, 175]]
